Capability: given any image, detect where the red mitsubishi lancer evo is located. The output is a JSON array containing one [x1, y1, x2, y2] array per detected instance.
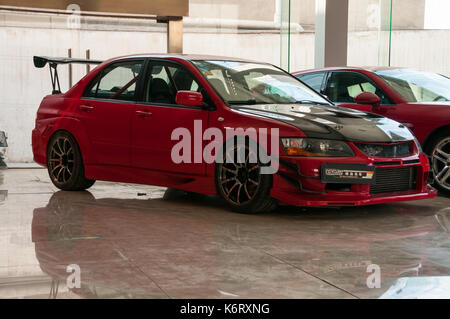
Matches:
[[32, 54, 436, 213]]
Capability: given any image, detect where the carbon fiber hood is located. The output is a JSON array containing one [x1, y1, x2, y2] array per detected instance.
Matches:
[[235, 104, 415, 142]]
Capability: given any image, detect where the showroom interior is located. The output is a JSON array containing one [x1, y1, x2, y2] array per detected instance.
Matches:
[[0, 0, 450, 299]]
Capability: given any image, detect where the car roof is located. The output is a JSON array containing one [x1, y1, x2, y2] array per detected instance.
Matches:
[[293, 66, 408, 74], [109, 53, 262, 64]]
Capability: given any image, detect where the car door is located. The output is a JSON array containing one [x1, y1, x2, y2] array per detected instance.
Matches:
[[78, 59, 145, 167], [131, 60, 210, 175], [323, 71, 394, 113]]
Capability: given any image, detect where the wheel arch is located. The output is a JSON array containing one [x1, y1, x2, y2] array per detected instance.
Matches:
[[423, 125, 450, 153], [46, 118, 96, 165], [216, 135, 271, 167], [215, 134, 274, 186]]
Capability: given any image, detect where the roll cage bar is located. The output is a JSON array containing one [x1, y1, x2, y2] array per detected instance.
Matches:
[[33, 56, 103, 94]]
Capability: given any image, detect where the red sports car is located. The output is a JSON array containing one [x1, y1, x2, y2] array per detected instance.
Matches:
[[293, 67, 450, 194], [32, 55, 436, 213]]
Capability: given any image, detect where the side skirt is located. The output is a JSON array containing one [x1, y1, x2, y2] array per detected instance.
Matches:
[[85, 164, 217, 195]]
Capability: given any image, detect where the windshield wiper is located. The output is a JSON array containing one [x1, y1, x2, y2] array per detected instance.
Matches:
[[228, 99, 268, 105], [293, 100, 331, 106]]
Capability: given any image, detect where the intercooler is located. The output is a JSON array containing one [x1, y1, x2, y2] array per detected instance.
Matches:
[[370, 166, 417, 194]]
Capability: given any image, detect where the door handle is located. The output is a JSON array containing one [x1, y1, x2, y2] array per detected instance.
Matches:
[[80, 105, 95, 112], [136, 110, 152, 118]]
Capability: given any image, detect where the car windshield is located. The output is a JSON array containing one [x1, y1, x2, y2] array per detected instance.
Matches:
[[375, 69, 450, 103], [192, 60, 331, 106]]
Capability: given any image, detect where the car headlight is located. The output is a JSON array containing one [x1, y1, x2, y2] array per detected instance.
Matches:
[[413, 138, 423, 154], [281, 138, 354, 157]]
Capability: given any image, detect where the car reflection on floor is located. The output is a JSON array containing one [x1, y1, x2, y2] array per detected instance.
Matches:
[[30, 189, 450, 299]]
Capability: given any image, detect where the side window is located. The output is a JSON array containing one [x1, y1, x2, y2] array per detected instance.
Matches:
[[144, 62, 208, 106], [297, 73, 326, 92], [145, 65, 175, 104], [325, 71, 392, 104], [85, 60, 144, 101]]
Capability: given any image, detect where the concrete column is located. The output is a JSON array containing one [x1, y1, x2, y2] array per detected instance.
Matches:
[[167, 18, 183, 54], [314, 0, 349, 68]]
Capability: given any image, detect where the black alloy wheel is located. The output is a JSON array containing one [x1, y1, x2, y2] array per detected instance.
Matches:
[[48, 137, 75, 184], [47, 131, 95, 191], [216, 142, 277, 213]]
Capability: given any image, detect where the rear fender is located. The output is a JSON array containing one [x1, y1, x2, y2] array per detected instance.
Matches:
[[44, 117, 96, 165]]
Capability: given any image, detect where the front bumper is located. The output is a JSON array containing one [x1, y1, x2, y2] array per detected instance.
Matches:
[[271, 185, 436, 207], [271, 151, 437, 207]]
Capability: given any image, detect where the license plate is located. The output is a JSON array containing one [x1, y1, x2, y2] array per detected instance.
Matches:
[[321, 164, 375, 184]]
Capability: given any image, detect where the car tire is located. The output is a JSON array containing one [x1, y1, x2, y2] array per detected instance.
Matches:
[[426, 130, 450, 195], [47, 131, 95, 191], [215, 141, 278, 214]]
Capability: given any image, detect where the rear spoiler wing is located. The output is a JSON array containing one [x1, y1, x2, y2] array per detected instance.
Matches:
[[33, 56, 103, 94]]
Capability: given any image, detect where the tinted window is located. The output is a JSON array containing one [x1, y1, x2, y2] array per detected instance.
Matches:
[[193, 60, 331, 106], [325, 71, 392, 104], [376, 69, 450, 102], [143, 62, 207, 106], [85, 60, 144, 101], [297, 73, 326, 92]]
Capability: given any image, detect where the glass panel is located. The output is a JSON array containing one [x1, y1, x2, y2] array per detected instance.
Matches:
[[325, 71, 392, 104], [188, 1, 314, 73], [297, 72, 326, 92], [193, 60, 331, 105], [348, 0, 449, 76], [144, 63, 204, 105], [376, 69, 450, 102], [378, 0, 393, 66], [168, 66, 199, 91], [279, 0, 315, 72], [145, 65, 176, 104], [347, 0, 387, 67], [187, 1, 282, 68], [279, 0, 291, 71], [87, 61, 143, 101]]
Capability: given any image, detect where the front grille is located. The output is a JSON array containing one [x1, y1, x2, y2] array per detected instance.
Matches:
[[403, 159, 420, 165], [370, 166, 417, 194], [355, 142, 412, 158], [373, 161, 401, 166]]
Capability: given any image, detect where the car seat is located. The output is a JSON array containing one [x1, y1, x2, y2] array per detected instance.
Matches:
[[149, 78, 174, 104]]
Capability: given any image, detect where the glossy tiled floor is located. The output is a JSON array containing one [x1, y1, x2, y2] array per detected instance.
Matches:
[[0, 168, 449, 299]]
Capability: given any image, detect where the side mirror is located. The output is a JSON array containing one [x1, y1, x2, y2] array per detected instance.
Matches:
[[175, 91, 203, 107], [354, 92, 381, 108]]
